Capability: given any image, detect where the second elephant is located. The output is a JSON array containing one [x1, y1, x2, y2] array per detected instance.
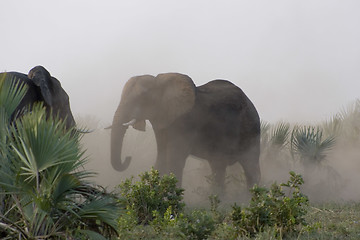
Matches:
[[111, 73, 261, 189], [1, 66, 76, 129]]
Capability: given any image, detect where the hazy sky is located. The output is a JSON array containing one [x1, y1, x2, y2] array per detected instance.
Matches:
[[1, 0, 360, 125]]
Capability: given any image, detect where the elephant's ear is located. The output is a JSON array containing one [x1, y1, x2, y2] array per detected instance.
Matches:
[[155, 73, 196, 129], [28, 66, 54, 106]]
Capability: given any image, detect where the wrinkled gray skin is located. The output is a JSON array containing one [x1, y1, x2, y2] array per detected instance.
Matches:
[[2, 66, 76, 129], [111, 73, 260, 189]]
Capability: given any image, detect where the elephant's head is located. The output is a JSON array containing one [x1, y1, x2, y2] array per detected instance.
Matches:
[[28, 66, 76, 129], [110, 73, 196, 171]]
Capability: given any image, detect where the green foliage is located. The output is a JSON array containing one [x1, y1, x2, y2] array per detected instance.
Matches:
[[0, 73, 28, 146], [301, 202, 360, 239], [179, 210, 216, 240], [0, 78, 120, 239], [0, 73, 28, 121], [261, 120, 343, 201], [117, 174, 222, 240], [260, 121, 293, 172], [151, 206, 180, 232], [231, 172, 309, 238], [117, 169, 186, 239], [291, 126, 336, 165], [117, 168, 185, 225], [261, 121, 290, 151], [321, 115, 343, 139], [209, 195, 221, 215], [117, 171, 224, 240], [117, 200, 360, 239], [261, 120, 337, 170], [115, 169, 360, 239], [335, 99, 360, 145], [117, 171, 310, 239], [118, 206, 186, 239]]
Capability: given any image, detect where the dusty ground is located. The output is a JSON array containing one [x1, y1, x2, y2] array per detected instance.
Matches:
[[79, 118, 360, 205]]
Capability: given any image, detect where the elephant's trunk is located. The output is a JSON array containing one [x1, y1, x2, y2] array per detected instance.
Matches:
[[110, 110, 131, 171]]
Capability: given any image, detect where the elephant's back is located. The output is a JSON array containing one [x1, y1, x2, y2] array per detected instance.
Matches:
[[197, 79, 240, 93], [196, 80, 258, 120], [197, 80, 250, 106]]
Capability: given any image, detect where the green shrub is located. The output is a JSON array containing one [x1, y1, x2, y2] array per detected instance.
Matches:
[[117, 168, 185, 225], [117, 170, 309, 239], [231, 171, 309, 238], [179, 209, 216, 240], [0, 104, 120, 239], [117, 170, 221, 239]]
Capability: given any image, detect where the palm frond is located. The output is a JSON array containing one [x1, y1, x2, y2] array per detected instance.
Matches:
[[290, 126, 336, 164], [270, 122, 290, 148], [261, 121, 290, 160], [320, 115, 342, 139], [77, 194, 120, 230], [337, 99, 360, 121], [0, 73, 28, 153], [260, 120, 270, 150], [336, 99, 360, 143], [260, 120, 270, 135], [0, 101, 119, 238], [8, 104, 84, 184], [0, 73, 28, 119]]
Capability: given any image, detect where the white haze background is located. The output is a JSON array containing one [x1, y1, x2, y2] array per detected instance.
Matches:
[[1, 0, 360, 124]]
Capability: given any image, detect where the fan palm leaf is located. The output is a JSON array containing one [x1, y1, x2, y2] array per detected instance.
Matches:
[[269, 122, 290, 149], [0, 73, 28, 119], [0, 73, 28, 149], [290, 126, 335, 165], [261, 121, 290, 149], [320, 115, 342, 139], [0, 79, 120, 238], [337, 99, 360, 143], [261, 121, 291, 165]]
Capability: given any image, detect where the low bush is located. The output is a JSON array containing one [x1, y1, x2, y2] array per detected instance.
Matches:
[[117, 168, 185, 225], [179, 209, 216, 240], [117, 169, 309, 239], [231, 171, 309, 238]]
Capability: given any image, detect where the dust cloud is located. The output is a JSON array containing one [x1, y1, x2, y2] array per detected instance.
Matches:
[[78, 117, 226, 205], [260, 144, 360, 203], [260, 117, 360, 203], [78, 111, 360, 205]]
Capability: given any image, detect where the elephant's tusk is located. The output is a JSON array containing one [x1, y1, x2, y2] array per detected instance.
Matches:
[[76, 128, 94, 134], [123, 119, 136, 126]]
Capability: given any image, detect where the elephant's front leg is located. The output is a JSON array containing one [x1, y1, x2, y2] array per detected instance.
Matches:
[[153, 129, 168, 174], [154, 128, 192, 187], [209, 159, 227, 195], [165, 132, 193, 187], [166, 150, 189, 187]]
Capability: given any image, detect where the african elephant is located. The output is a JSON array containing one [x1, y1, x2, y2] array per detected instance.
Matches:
[[111, 73, 260, 189], [1, 66, 75, 129]]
